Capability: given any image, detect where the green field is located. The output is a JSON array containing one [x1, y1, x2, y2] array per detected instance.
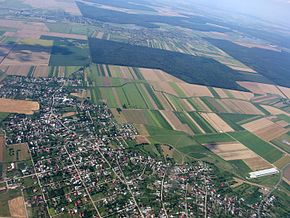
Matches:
[[229, 131, 284, 163], [41, 36, 91, 66], [174, 112, 203, 134], [194, 133, 233, 144], [188, 112, 216, 133], [228, 160, 251, 178]]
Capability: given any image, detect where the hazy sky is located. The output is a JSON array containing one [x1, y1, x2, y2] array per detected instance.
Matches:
[[193, 0, 290, 26]]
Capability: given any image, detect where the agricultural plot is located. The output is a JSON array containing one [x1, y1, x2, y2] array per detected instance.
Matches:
[[202, 97, 264, 115], [0, 44, 13, 63], [0, 189, 23, 218], [41, 36, 90, 66], [237, 81, 286, 97], [146, 126, 209, 159], [271, 133, 290, 153], [24, 0, 81, 15], [0, 65, 32, 76], [45, 22, 94, 36], [242, 117, 288, 141], [188, 98, 212, 112], [159, 110, 193, 135], [1, 39, 52, 65], [0, 98, 39, 115], [3, 143, 30, 162], [213, 87, 254, 101], [219, 113, 261, 131], [199, 112, 234, 133], [229, 131, 284, 163], [116, 109, 172, 130], [260, 105, 289, 116], [203, 142, 257, 161], [188, 112, 216, 133]]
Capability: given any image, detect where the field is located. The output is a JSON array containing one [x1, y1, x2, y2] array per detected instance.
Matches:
[[202, 97, 264, 115], [4, 143, 30, 162], [24, 0, 81, 15], [199, 112, 234, 132], [204, 142, 257, 160], [229, 131, 284, 163], [0, 189, 22, 217], [41, 36, 90, 66], [1, 39, 52, 65], [8, 196, 26, 218], [271, 133, 290, 153], [242, 117, 288, 141], [0, 98, 39, 115]]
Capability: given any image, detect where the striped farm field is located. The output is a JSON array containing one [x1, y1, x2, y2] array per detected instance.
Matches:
[[188, 112, 216, 133], [120, 109, 172, 130], [242, 117, 288, 141], [188, 98, 212, 112], [229, 131, 284, 163], [213, 87, 254, 101], [159, 110, 193, 135], [199, 112, 234, 133], [174, 112, 205, 134], [202, 97, 264, 115]]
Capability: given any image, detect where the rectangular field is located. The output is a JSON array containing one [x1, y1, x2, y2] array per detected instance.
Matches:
[[229, 131, 284, 163], [0, 98, 39, 115]]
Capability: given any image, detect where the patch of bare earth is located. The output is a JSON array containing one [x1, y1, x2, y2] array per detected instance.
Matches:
[[0, 98, 39, 115], [8, 196, 26, 218]]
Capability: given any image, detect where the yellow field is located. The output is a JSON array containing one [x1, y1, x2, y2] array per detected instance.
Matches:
[[0, 98, 39, 115]]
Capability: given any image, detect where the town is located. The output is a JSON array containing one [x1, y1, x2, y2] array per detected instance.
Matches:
[[0, 74, 279, 218]]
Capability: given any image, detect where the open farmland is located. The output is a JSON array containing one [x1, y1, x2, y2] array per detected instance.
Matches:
[[202, 97, 264, 115], [242, 117, 288, 141], [237, 81, 286, 97], [229, 131, 284, 163], [204, 142, 257, 161], [0, 65, 31, 76], [1, 43, 51, 65], [0, 98, 39, 115], [200, 112, 234, 133], [41, 36, 90, 66]]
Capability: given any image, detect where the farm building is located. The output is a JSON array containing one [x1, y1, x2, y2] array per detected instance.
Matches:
[[249, 168, 279, 178]]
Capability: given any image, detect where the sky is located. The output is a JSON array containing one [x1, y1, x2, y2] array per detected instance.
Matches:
[[191, 0, 290, 26]]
